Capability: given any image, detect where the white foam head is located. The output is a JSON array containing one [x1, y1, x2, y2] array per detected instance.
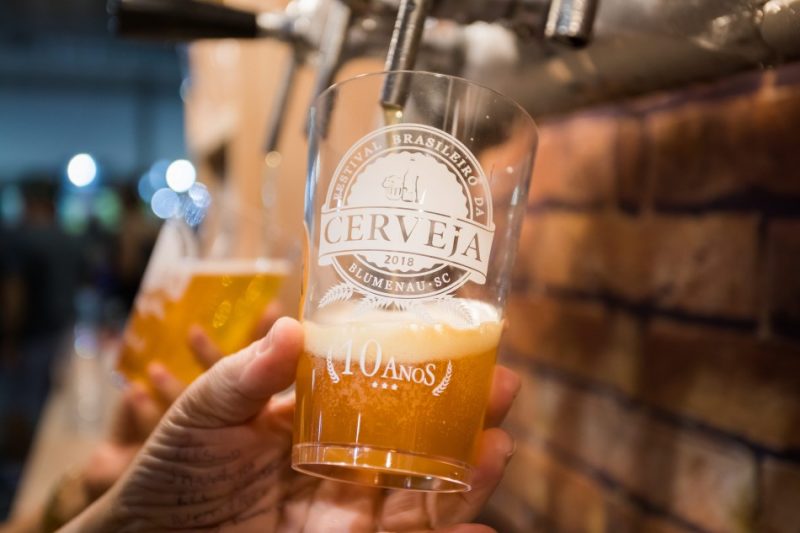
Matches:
[[141, 245, 290, 303], [304, 299, 503, 363], [183, 257, 292, 276]]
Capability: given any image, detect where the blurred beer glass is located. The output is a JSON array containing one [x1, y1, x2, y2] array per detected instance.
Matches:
[[294, 71, 537, 492], [116, 183, 291, 389]]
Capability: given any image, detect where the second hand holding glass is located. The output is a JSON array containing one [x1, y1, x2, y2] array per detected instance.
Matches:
[[117, 184, 291, 391]]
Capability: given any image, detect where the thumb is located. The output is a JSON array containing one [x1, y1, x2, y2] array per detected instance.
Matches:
[[169, 317, 303, 428]]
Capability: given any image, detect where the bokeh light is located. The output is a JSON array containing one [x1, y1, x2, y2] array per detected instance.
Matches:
[[148, 160, 170, 190], [58, 193, 90, 234], [137, 172, 156, 202], [150, 187, 180, 219], [92, 188, 122, 230], [66, 153, 97, 187], [165, 159, 196, 193], [183, 182, 211, 226], [188, 182, 211, 208]]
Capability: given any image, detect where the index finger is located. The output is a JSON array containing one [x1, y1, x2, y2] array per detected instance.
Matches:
[[252, 301, 283, 340], [172, 317, 304, 428], [188, 325, 223, 369]]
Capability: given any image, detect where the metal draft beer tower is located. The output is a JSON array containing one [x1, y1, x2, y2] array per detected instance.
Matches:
[[109, 0, 601, 128]]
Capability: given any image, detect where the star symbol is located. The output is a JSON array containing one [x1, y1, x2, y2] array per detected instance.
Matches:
[[391, 384, 398, 391], [381, 383, 388, 389], [371, 381, 378, 388]]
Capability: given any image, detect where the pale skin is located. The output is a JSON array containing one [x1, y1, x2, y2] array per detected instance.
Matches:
[[62, 316, 521, 532]]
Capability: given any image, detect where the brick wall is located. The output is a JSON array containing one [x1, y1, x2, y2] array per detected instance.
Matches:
[[483, 63, 800, 533]]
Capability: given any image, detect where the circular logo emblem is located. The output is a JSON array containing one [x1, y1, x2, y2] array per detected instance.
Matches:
[[318, 124, 495, 304]]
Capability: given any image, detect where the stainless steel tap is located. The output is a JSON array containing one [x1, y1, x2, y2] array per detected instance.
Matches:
[[380, 0, 434, 110], [545, 0, 599, 46], [110, 0, 800, 119]]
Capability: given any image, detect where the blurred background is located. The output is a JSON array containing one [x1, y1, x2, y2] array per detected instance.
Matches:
[[2, 0, 800, 531], [0, 0, 184, 517]]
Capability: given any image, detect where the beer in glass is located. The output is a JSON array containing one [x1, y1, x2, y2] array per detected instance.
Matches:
[[293, 71, 537, 491], [117, 185, 291, 390], [118, 257, 288, 386]]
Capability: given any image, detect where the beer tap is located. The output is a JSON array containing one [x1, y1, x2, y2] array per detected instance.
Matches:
[[259, 48, 299, 230], [109, 0, 350, 55], [110, 0, 605, 138], [380, 0, 433, 113], [110, 0, 334, 237], [371, 0, 599, 114], [303, 1, 353, 133], [110, 0, 296, 43], [110, 0, 357, 142], [544, 0, 599, 47], [264, 53, 302, 157]]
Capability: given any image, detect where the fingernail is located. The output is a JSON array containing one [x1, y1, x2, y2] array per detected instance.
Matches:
[[498, 431, 516, 461], [506, 438, 517, 461], [187, 325, 204, 341], [129, 381, 148, 402]]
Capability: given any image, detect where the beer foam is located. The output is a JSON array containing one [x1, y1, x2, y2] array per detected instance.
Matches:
[[304, 299, 503, 363], [143, 257, 290, 301], [182, 257, 292, 276]]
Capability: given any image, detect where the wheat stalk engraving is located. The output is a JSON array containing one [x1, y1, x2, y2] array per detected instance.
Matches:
[[432, 360, 453, 396], [319, 282, 354, 308], [436, 296, 478, 327], [354, 293, 394, 314], [326, 351, 340, 383], [409, 303, 435, 324], [393, 299, 412, 311]]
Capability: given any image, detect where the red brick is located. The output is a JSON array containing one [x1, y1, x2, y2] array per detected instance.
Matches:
[[645, 85, 800, 206], [489, 440, 697, 533], [625, 69, 764, 116], [503, 367, 758, 532], [750, 87, 800, 197], [646, 97, 758, 206], [513, 212, 653, 299], [617, 115, 650, 208], [646, 214, 760, 318], [480, 485, 543, 533], [504, 295, 642, 395], [759, 459, 800, 533], [514, 212, 759, 318], [641, 319, 800, 450], [775, 61, 800, 87], [529, 114, 619, 206], [529, 75, 800, 209], [503, 294, 800, 449], [502, 359, 540, 437], [501, 442, 612, 533], [511, 219, 537, 282], [767, 220, 800, 331], [514, 212, 618, 292]]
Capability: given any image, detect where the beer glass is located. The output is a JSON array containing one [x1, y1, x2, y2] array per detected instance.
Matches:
[[117, 186, 291, 389], [293, 71, 537, 492]]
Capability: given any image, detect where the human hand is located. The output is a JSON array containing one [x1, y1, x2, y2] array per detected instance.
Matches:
[[66, 317, 520, 532], [183, 302, 284, 384], [0, 307, 286, 533], [83, 303, 284, 499]]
